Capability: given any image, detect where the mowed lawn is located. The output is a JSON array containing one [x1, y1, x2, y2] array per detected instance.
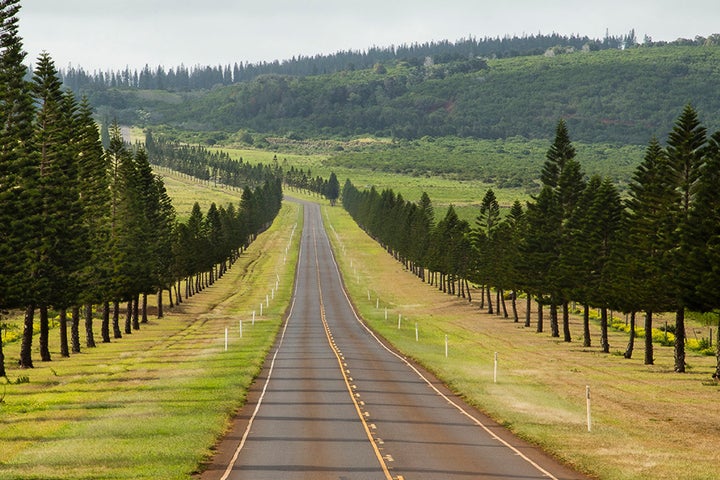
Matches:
[[0, 197, 302, 480], [321, 203, 720, 480]]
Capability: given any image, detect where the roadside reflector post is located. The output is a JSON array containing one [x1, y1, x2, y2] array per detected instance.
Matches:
[[586, 385, 592, 432], [445, 335, 449, 358], [384, 308, 388, 321], [252, 310, 256, 325], [224, 328, 228, 351], [415, 322, 419, 342], [494, 352, 498, 383], [367, 290, 371, 301], [398, 313, 402, 329], [239, 320, 243, 338], [376, 298, 379, 309], [260, 303, 263, 316]]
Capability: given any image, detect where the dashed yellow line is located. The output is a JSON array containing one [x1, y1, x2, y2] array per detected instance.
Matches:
[[312, 226, 394, 480]]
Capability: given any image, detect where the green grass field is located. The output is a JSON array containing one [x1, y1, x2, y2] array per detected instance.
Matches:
[[209, 144, 528, 223], [0, 178, 302, 479]]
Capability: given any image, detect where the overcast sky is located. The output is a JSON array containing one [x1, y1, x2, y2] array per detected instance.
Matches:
[[17, 0, 720, 71]]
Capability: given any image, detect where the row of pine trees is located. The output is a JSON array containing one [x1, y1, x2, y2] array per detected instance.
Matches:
[[0, 1, 283, 375], [342, 107, 720, 378]]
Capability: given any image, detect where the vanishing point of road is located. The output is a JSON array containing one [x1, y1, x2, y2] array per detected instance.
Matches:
[[200, 200, 589, 480]]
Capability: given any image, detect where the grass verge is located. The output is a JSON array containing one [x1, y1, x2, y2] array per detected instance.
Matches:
[[0, 201, 302, 480], [322, 203, 720, 480]]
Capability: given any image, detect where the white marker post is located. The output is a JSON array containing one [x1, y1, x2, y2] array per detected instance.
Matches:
[[367, 290, 371, 301], [384, 308, 388, 321], [493, 352, 498, 383], [586, 385, 592, 432], [445, 335, 449, 358], [376, 298, 379, 309], [239, 320, 243, 338], [260, 303, 263, 316], [266, 295, 269, 307], [415, 323, 419, 342], [252, 310, 256, 325], [397, 314, 402, 329], [271, 288, 275, 300], [224, 328, 228, 351]]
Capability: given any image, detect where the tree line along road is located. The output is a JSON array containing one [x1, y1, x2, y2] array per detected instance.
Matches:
[[200, 198, 589, 480]]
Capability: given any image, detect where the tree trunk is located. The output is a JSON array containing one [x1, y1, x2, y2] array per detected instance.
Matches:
[[20, 305, 35, 368], [600, 307, 609, 353], [496, 289, 501, 316], [486, 285, 494, 314], [583, 304, 591, 347], [101, 302, 111, 343], [511, 291, 518, 323], [624, 311, 636, 359], [644, 311, 654, 365], [157, 290, 164, 318], [39, 305, 52, 362], [112, 300, 122, 339], [85, 304, 96, 348], [674, 308, 686, 373], [550, 302, 559, 337], [141, 293, 148, 324], [465, 279, 472, 302], [536, 300, 543, 333], [714, 313, 720, 381], [59, 308, 69, 357], [0, 325, 5, 377], [525, 294, 531, 328], [562, 301, 571, 342], [125, 300, 132, 334], [133, 293, 140, 330], [71, 306, 81, 354], [500, 290, 509, 318], [175, 280, 182, 304]]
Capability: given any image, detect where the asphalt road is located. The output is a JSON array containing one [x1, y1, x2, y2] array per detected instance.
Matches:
[[201, 200, 589, 480]]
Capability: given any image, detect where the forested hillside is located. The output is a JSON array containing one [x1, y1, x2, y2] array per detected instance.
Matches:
[[70, 43, 720, 145]]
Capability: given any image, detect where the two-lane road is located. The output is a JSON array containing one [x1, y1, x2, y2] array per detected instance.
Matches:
[[202, 200, 588, 480]]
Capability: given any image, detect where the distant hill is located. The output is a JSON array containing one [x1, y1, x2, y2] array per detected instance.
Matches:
[[79, 43, 720, 145]]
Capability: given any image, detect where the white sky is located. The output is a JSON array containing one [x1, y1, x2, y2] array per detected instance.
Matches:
[[17, 0, 720, 72]]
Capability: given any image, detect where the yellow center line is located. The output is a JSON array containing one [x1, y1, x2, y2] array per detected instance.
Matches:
[[311, 225, 394, 480]]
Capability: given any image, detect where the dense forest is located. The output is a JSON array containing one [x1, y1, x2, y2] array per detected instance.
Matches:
[[341, 109, 720, 378], [59, 31, 648, 92], [0, 1, 283, 374]]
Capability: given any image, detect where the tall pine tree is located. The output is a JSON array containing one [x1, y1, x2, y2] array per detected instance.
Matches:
[[665, 105, 707, 373], [0, 1, 39, 368]]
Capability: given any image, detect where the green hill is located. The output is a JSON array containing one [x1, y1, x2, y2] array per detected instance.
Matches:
[[95, 45, 720, 145]]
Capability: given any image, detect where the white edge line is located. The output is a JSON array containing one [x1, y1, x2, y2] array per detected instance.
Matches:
[[321, 213, 560, 480], [218, 215, 305, 480]]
